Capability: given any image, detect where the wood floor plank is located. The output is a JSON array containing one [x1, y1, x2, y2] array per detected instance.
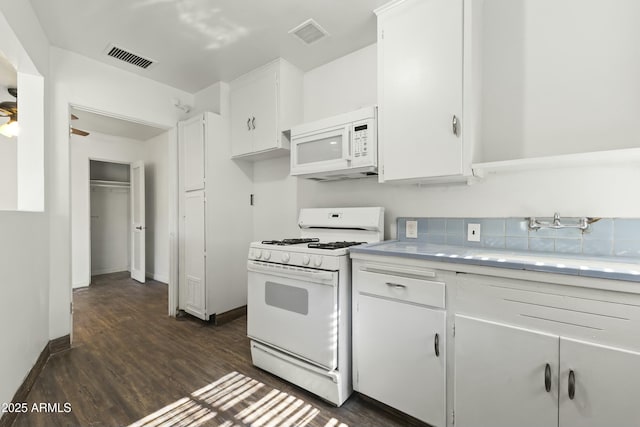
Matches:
[[12, 272, 426, 427]]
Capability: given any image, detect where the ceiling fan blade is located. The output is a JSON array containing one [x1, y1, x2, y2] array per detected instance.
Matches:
[[70, 114, 79, 120], [71, 127, 90, 136]]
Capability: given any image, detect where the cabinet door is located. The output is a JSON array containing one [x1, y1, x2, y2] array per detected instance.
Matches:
[[454, 315, 559, 427], [378, 0, 463, 181], [230, 80, 255, 157], [182, 190, 206, 320], [559, 338, 640, 427], [356, 294, 446, 426], [180, 115, 205, 191], [250, 69, 279, 153]]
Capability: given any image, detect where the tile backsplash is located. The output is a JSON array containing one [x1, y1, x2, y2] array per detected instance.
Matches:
[[397, 217, 640, 258]]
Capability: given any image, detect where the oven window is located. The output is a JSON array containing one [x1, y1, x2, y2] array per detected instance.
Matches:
[[265, 282, 309, 315], [297, 135, 343, 164]]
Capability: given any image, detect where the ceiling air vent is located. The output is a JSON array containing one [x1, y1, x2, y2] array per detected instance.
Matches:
[[105, 44, 156, 69], [289, 19, 329, 45]]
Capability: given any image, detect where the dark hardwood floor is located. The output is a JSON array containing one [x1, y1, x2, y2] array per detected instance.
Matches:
[[13, 272, 424, 427]]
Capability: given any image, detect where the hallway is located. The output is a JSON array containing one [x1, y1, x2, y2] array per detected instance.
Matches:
[[13, 273, 420, 427]]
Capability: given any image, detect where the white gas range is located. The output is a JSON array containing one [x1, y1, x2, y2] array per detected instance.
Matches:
[[247, 207, 385, 406]]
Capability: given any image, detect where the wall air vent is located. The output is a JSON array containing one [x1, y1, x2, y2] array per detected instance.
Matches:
[[105, 44, 156, 69], [289, 19, 329, 45]]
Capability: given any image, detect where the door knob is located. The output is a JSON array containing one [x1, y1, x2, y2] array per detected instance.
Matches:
[[135, 226, 146, 230]]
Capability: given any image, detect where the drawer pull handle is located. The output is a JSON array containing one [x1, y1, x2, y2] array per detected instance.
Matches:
[[545, 363, 551, 392], [385, 282, 406, 289], [434, 333, 440, 357], [568, 370, 576, 400]]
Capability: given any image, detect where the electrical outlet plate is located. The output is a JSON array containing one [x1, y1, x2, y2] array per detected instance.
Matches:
[[467, 223, 481, 242], [406, 220, 418, 239]]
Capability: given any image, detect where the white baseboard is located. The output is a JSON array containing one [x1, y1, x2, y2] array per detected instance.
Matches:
[[91, 266, 130, 276], [72, 281, 90, 289], [146, 272, 169, 284]]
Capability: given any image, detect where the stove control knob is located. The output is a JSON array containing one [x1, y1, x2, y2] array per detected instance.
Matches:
[[263, 251, 271, 260], [313, 256, 323, 267], [282, 253, 290, 263], [302, 255, 310, 265], [255, 249, 262, 259]]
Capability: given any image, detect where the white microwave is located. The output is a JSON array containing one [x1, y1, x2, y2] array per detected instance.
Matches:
[[290, 106, 377, 181]]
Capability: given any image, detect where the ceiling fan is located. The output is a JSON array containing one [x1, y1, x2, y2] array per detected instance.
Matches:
[[0, 87, 18, 138], [70, 114, 90, 137], [0, 87, 91, 138]]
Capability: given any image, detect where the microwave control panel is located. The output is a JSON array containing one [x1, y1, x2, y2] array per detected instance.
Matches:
[[352, 123, 370, 158]]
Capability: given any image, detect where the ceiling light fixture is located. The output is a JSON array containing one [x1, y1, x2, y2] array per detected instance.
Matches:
[[0, 87, 18, 138], [0, 117, 19, 138]]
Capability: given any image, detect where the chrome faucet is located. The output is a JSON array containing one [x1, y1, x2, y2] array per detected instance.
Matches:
[[527, 213, 597, 232]]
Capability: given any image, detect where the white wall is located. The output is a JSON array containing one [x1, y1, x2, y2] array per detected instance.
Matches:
[[90, 185, 130, 275], [144, 131, 170, 283], [296, 42, 640, 241], [0, 0, 50, 412], [0, 136, 17, 209], [71, 132, 145, 288], [303, 44, 377, 122], [49, 47, 192, 339], [481, 0, 640, 161], [252, 156, 298, 241]]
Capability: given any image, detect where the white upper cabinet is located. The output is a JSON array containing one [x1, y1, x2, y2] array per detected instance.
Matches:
[[376, 0, 479, 183], [230, 58, 303, 161]]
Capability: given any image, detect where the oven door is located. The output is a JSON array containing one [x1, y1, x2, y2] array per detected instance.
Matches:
[[247, 260, 339, 370], [290, 125, 351, 176]]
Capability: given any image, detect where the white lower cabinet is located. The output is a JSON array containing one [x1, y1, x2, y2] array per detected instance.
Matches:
[[454, 315, 640, 427], [454, 315, 560, 427], [352, 261, 447, 426], [559, 337, 640, 427]]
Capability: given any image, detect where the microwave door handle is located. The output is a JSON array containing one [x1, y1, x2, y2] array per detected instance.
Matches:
[[345, 126, 352, 162]]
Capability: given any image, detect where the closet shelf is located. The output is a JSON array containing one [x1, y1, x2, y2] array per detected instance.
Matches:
[[90, 179, 130, 188]]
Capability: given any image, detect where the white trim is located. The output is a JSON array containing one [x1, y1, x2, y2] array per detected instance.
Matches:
[[146, 272, 169, 284], [91, 266, 130, 276], [374, 0, 408, 16]]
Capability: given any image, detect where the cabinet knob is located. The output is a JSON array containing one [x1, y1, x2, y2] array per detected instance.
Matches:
[[434, 333, 440, 357], [252, 116, 256, 130], [568, 370, 576, 400], [452, 115, 460, 137], [544, 363, 551, 392], [247, 117, 251, 131]]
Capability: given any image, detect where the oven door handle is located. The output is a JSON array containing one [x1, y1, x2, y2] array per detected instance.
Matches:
[[247, 261, 337, 285]]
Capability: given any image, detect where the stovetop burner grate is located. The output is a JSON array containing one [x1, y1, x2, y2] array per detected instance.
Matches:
[[261, 238, 320, 246], [307, 241, 366, 250]]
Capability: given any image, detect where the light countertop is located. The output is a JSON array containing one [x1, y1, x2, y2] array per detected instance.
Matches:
[[350, 240, 640, 282]]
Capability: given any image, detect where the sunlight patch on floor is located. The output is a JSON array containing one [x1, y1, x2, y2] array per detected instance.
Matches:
[[127, 371, 348, 427]]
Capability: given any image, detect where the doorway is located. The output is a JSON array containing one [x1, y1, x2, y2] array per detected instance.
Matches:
[[89, 160, 132, 278], [69, 106, 173, 339]]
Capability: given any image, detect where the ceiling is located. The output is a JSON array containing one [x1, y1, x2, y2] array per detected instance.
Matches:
[[29, 0, 387, 93], [70, 107, 168, 140]]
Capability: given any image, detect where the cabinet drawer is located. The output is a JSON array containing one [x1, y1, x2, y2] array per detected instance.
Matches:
[[356, 267, 445, 309]]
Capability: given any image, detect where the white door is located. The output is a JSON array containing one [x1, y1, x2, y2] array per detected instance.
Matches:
[[130, 161, 146, 283], [230, 79, 256, 156], [356, 294, 446, 426], [182, 190, 206, 319], [559, 337, 640, 427], [250, 69, 278, 153], [454, 315, 559, 427], [179, 115, 205, 191], [378, 0, 463, 181]]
